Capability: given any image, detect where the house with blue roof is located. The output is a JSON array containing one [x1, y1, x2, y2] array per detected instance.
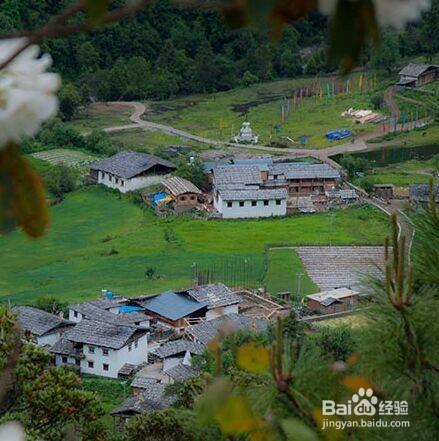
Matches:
[[138, 284, 241, 331]]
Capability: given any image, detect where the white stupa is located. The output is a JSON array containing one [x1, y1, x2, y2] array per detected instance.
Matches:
[[234, 121, 259, 144]]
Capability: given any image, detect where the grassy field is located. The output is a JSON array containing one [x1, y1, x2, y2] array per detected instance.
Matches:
[[0, 187, 389, 305], [68, 104, 132, 132], [264, 248, 317, 297], [366, 123, 439, 145], [109, 128, 207, 154], [145, 73, 384, 149], [313, 312, 369, 329], [80, 376, 127, 427]]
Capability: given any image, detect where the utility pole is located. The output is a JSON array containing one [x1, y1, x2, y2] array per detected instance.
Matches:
[[296, 272, 304, 301]]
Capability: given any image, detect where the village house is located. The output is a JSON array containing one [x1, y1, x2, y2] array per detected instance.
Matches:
[[14, 306, 74, 346], [396, 63, 439, 88], [51, 319, 149, 378], [151, 339, 204, 372], [211, 160, 341, 218], [137, 283, 241, 330], [111, 382, 175, 428], [306, 288, 360, 315], [373, 184, 394, 201], [185, 313, 268, 345], [89, 151, 176, 193], [409, 183, 439, 208], [162, 176, 203, 212]]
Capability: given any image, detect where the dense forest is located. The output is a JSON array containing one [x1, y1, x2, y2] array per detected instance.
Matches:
[[0, 0, 438, 108]]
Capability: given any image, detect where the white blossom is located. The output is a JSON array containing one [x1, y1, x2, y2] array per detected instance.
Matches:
[[0, 38, 60, 149], [318, 0, 431, 28], [0, 421, 25, 441]]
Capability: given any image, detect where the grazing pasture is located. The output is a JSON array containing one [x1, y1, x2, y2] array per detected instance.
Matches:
[[0, 187, 389, 305]]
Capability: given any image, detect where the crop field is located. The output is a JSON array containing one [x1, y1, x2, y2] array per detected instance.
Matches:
[[0, 187, 389, 305], [312, 312, 369, 329], [264, 248, 317, 298], [145, 73, 385, 149], [30, 148, 97, 168]]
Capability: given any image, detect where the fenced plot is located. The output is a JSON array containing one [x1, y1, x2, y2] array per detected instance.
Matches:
[[294, 246, 386, 291], [264, 248, 317, 298], [31, 149, 96, 168]]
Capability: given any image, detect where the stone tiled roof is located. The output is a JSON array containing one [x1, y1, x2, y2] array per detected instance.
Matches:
[[119, 363, 136, 376], [64, 319, 146, 349], [399, 63, 438, 78], [152, 339, 205, 358], [409, 184, 439, 203], [164, 363, 200, 382], [269, 163, 340, 180], [163, 176, 202, 197], [69, 302, 149, 326], [49, 337, 79, 356], [213, 165, 262, 188], [186, 283, 241, 309], [307, 287, 359, 304], [111, 383, 175, 415], [131, 376, 160, 389], [14, 306, 73, 337], [88, 297, 126, 310], [90, 151, 176, 179], [186, 314, 268, 345], [219, 188, 287, 201]]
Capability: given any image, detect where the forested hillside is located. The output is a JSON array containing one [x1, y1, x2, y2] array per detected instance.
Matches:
[[0, 0, 438, 102]]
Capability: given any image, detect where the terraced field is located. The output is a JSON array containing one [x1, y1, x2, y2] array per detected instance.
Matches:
[[31, 148, 97, 168]]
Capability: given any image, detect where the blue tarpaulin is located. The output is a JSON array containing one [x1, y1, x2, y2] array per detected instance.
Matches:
[[153, 192, 168, 206], [326, 129, 351, 140], [119, 305, 143, 314]]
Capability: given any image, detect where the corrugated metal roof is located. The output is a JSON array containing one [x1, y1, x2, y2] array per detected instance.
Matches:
[[90, 151, 176, 179], [142, 291, 207, 321]]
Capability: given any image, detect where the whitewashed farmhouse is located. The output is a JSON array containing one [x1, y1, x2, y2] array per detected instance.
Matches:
[[14, 306, 74, 346], [51, 319, 148, 378], [90, 151, 176, 193]]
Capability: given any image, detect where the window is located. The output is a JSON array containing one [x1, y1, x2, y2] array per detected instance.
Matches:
[[103, 363, 109, 371], [239, 201, 244, 207], [109, 175, 112, 182], [128, 343, 132, 352], [103, 348, 109, 356], [190, 196, 195, 201], [227, 202, 233, 208], [120, 180, 124, 186], [134, 340, 138, 348], [88, 346, 95, 354], [88, 361, 94, 369], [115, 178, 119, 184], [251, 201, 257, 207], [181, 196, 186, 201], [75, 359, 80, 366], [62, 356, 68, 363], [276, 199, 281, 205], [73, 310, 78, 318], [264, 200, 269, 206]]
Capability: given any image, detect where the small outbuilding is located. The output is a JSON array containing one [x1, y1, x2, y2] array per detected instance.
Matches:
[[373, 184, 394, 201], [396, 63, 439, 88], [162, 176, 202, 212], [409, 184, 439, 208], [306, 288, 360, 315]]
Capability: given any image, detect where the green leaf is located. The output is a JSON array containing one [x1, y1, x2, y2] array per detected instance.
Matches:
[[282, 418, 319, 441]]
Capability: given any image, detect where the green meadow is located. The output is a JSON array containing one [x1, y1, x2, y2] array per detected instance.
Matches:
[[0, 186, 389, 305], [264, 248, 317, 297]]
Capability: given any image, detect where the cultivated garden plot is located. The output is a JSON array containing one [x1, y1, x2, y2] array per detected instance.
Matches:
[[294, 246, 386, 291], [31, 148, 97, 168]]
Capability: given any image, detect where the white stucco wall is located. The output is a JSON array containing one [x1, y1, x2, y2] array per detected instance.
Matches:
[[68, 309, 83, 323], [206, 304, 239, 321], [36, 331, 62, 347], [80, 333, 148, 378], [97, 171, 171, 193], [215, 194, 286, 219]]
